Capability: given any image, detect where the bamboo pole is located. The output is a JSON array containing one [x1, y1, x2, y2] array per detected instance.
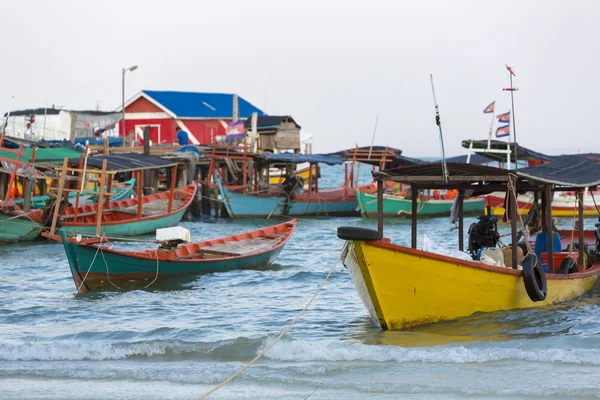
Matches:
[[95, 160, 107, 237], [49, 157, 68, 235], [74, 155, 83, 220]]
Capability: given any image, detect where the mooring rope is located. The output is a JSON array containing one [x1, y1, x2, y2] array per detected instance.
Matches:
[[196, 254, 342, 400]]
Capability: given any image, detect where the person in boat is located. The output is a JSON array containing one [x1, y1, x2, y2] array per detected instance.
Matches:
[[281, 173, 298, 200], [175, 127, 190, 145]]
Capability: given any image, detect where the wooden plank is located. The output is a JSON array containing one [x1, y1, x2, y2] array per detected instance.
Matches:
[[50, 157, 69, 235], [95, 160, 107, 236], [168, 164, 177, 213]]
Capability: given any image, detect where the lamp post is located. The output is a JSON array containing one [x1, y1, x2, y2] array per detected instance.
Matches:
[[121, 65, 138, 146]]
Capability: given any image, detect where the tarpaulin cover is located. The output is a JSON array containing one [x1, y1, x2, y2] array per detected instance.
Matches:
[[0, 147, 82, 164], [443, 154, 498, 165], [517, 156, 600, 187], [68, 153, 176, 172], [254, 153, 343, 165]]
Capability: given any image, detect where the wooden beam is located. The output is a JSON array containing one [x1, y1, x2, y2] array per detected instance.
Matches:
[[137, 170, 144, 219], [95, 160, 107, 237], [377, 180, 384, 238], [578, 189, 585, 269], [458, 190, 464, 251], [411, 184, 417, 249], [544, 185, 554, 273], [168, 164, 178, 213], [50, 157, 69, 235], [379, 175, 510, 183]]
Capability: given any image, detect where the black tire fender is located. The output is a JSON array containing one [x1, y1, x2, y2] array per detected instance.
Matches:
[[521, 254, 547, 302], [337, 227, 381, 241], [558, 256, 578, 274]]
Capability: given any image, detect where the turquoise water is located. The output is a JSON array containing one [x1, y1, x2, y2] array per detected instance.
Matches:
[[1, 165, 600, 399]]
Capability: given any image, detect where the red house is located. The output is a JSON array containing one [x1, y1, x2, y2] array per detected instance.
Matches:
[[121, 90, 265, 145]]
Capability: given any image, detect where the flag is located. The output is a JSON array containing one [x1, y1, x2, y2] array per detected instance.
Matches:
[[497, 111, 510, 123], [483, 101, 495, 114], [225, 120, 245, 142], [496, 125, 510, 138]]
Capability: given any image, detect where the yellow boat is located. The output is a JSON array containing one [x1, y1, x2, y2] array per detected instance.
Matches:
[[269, 162, 318, 185], [337, 160, 600, 330]]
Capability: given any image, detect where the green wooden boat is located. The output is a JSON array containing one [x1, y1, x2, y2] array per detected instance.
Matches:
[[0, 210, 43, 243], [55, 183, 197, 237], [8, 178, 135, 209], [357, 189, 484, 218], [48, 219, 296, 292]]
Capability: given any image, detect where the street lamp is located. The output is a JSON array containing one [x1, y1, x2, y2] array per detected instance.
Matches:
[[121, 65, 138, 146]]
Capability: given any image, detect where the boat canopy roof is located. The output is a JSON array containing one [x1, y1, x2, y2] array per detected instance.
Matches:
[[324, 146, 425, 167], [442, 153, 498, 165], [461, 139, 552, 162], [374, 162, 509, 185], [517, 156, 600, 188], [69, 153, 177, 172], [0, 147, 83, 165], [254, 153, 343, 166]]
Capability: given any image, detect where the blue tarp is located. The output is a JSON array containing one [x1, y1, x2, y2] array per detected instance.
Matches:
[[73, 137, 124, 147], [443, 154, 498, 165], [254, 153, 343, 166], [176, 145, 203, 156]]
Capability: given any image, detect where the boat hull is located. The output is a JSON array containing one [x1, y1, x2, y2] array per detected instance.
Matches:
[[218, 180, 360, 218], [485, 192, 600, 217], [357, 190, 484, 218], [0, 212, 42, 243], [343, 239, 600, 330]]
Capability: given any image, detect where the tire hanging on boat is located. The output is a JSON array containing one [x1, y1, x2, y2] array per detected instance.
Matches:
[[521, 254, 547, 302], [337, 227, 381, 241], [558, 256, 578, 274]]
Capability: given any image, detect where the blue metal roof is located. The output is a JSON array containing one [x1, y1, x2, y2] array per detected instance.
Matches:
[[143, 90, 265, 119]]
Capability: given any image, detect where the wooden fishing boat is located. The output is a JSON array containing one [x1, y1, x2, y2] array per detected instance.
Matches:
[[7, 178, 136, 209], [484, 191, 600, 217], [52, 182, 197, 237], [218, 177, 375, 218], [337, 160, 600, 330], [269, 162, 318, 185], [0, 209, 44, 243], [356, 188, 484, 218], [46, 219, 296, 293]]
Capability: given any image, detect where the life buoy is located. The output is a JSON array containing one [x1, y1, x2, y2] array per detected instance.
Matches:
[[521, 254, 547, 302], [337, 227, 381, 241], [558, 256, 578, 274]]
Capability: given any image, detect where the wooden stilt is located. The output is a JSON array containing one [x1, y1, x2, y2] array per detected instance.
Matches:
[[95, 160, 108, 237], [458, 190, 465, 251], [377, 179, 384, 238], [578, 189, 585, 269], [137, 170, 143, 219], [411, 184, 417, 249], [545, 185, 554, 273], [50, 157, 69, 235], [168, 164, 178, 213]]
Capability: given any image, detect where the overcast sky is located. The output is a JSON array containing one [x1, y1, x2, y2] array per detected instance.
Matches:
[[2, 0, 598, 156]]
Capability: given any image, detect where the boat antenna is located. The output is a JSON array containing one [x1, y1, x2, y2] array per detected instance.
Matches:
[[430, 74, 448, 182], [503, 64, 518, 170], [367, 114, 379, 160]]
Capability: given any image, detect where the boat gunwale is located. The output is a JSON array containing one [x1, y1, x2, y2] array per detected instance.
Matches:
[[57, 219, 296, 263], [59, 182, 198, 228], [361, 239, 600, 281]]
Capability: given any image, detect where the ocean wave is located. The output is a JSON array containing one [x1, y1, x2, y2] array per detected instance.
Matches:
[[263, 338, 600, 366]]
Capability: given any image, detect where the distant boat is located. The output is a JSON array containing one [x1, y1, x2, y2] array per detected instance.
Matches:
[[41, 183, 198, 237], [47, 219, 296, 293], [356, 188, 484, 218], [485, 191, 600, 217]]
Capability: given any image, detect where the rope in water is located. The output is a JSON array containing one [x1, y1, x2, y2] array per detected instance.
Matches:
[[196, 254, 342, 400]]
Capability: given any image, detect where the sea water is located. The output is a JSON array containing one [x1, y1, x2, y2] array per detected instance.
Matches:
[[1, 164, 599, 399]]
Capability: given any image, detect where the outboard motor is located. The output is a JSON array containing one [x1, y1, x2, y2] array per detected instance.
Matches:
[[468, 216, 500, 259]]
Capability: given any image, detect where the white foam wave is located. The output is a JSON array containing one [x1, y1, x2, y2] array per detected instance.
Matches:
[[264, 339, 600, 366]]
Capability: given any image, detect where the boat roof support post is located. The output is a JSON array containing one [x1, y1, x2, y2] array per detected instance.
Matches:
[[95, 159, 107, 237], [544, 185, 554, 273], [458, 190, 465, 251], [509, 175, 518, 269], [411, 184, 417, 249], [137, 170, 143, 219], [168, 164, 178, 213], [578, 189, 585, 269], [377, 179, 384, 239], [50, 157, 69, 235]]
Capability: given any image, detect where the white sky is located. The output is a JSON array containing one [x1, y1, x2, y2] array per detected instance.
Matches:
[[1, 0, 598, 156]]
